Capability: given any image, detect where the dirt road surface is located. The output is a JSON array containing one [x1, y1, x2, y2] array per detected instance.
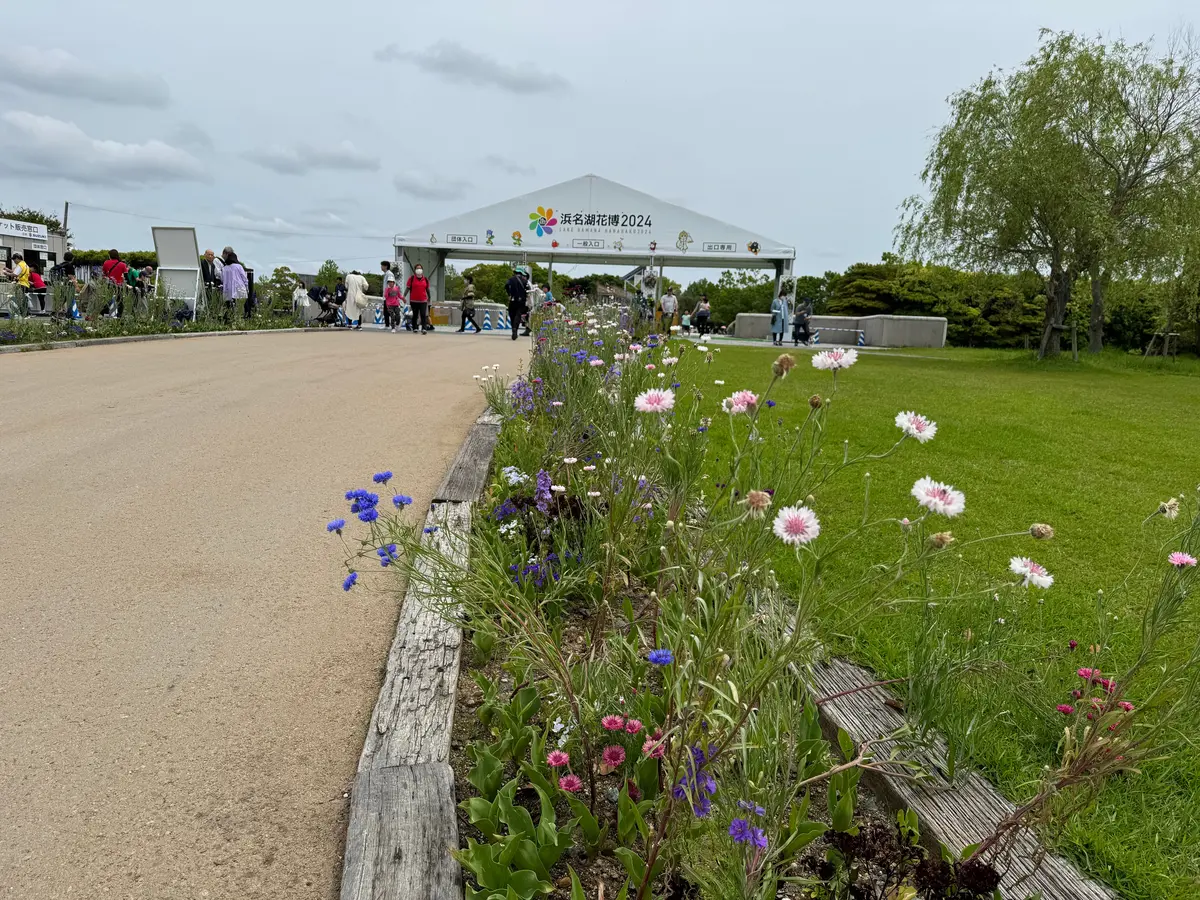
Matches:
[[0, 332, 525, 899]]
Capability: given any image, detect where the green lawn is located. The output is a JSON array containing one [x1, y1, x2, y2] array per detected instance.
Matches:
[[698, 343, 1200, 900]]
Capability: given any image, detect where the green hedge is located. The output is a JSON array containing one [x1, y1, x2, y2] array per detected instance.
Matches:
[[70, 249, 159, 267]]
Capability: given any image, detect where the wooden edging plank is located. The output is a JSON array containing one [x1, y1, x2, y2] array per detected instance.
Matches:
[[809, 658, 1116, 900], [341, 408, 501, 900]]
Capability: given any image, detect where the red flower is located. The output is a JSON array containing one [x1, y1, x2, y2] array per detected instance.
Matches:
[[547, 750, 570, 767], [558, 774, 583, 793], [601, 745, 626, 768], [625, 719, 644, 735]]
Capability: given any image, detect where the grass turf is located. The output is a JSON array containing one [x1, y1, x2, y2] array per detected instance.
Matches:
[[693, 343, 1200, 900]]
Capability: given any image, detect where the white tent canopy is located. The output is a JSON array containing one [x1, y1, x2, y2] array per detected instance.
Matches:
[[393, 174, 797, 310]]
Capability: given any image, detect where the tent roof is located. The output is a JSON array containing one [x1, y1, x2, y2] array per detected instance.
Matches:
[[395, 174, 794, 269]]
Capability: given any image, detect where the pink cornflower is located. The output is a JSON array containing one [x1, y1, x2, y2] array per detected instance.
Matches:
[[894, 411, 938, 443], [589, 358, 605, 367], [633, 388, 675, 413], [772, 505, 820, 546], [558, 774, 583, 793], [625, 719, 643, 735], [547, 750, 570, 768], [551, 400, 564, 407], [1091, 697, 1105, 709], [811, 348, 858, 370], [1056, 704, 1075, 715], [1077, 667, 1098, 680], [1009, 556, 1054, 589], [911, 476, 966, 518], [1118, 701, 1135, 712], [601, 745, 626, 768], [1069, 639, 1078, 651], [601, 714, 626, 731], [642, 731, 666, 759], [1097, 678, 1117, 694], [722, 390, 759, 415], [1169, 551, 1197, 568], [645, 363, 656, 370], [1072, 689, 1083, 700], [629, 343, 643, 353]]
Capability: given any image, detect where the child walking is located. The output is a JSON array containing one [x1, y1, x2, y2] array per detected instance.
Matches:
[[681, 312, 691, 335], [384, 278, 403, 332]]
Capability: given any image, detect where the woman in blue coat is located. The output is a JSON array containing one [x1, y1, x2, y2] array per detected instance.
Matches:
[[770, 290, 790, 346]]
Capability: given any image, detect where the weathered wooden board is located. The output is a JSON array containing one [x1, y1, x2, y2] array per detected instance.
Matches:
[[476, 409, 504, 427], [434, 422, 500, 503], [339, 762, 462, 900], [359, 502, 471, 770], [810, 657, 1116, 900]]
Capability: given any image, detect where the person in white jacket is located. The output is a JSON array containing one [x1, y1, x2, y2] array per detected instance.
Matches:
[[344, 270, 370, 330]]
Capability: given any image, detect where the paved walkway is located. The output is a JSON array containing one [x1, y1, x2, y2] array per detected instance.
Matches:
[[0, 332, 526, 899]]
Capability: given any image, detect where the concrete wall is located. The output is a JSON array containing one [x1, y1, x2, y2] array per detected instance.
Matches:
[[732, 313, 947, 348]]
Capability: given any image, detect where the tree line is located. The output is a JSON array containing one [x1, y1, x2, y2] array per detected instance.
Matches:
[[898, 29, 1200, 357]]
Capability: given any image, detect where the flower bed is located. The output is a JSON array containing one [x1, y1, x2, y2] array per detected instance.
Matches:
[[332, 304, 1199, 900]]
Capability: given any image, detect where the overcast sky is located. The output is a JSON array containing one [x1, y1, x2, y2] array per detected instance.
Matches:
[[1, 0, 1192, 280]]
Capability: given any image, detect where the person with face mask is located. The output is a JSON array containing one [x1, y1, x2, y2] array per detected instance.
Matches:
[[405, 264, 431, 334]]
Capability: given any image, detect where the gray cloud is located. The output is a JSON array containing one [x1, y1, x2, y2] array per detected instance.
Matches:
[[0, 47, 169, 108], [171, 123, 215, 152], [393, 171, 471, 201], [0, 112, 206, 186], [243, 141, 380, 175], [376, 40, 567, 95], [483, 154, 536, 177]]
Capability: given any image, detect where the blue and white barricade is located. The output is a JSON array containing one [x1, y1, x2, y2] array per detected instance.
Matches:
[[482, 310, 492, 331], [857, 331, 866, 346], [373, 305, 383, 325], [70, 298, 82, 320], [812, 330, 820, 345]]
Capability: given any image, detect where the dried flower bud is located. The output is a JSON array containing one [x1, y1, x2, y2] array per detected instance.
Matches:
[[1029, 523, 1055, 540], [963, 628, 974, 643], [929, 532, 956, 550], [772, 353, 797, 378], [744, 490, 773, 518], [805, 495, 815, 506], [1159, 497, 1180, 520], [808, 394, 823, 409]]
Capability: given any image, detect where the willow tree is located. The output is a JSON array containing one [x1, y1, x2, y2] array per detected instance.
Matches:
[[900, 29, 1200, 356]]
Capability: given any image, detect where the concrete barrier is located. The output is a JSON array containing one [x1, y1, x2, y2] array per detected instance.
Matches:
[[732, 313, 947, 348]]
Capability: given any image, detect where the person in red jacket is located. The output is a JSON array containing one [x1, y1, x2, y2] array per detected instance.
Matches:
[[404, 264, 431, 334], [100, 249, 129, 317], [27, 268, 48, 313]]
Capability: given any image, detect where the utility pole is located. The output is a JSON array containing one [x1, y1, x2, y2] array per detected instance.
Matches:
[[61, 201, 70, 236]]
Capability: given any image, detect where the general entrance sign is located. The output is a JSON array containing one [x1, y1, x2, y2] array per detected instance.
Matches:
[[393, 173, 797, 317], [395, 174, 794, 269]]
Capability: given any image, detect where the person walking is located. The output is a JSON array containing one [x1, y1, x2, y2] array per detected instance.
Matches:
[[100, 250, 129, 316], [405, 264, 432, 334], [220, 248, 248, 318], [505, 266, 529, 341], [344, 270, 369, 330], [457, 275, 480, 333], [792, 296, 814, 346], [692, 294, 712, 337], [383, 276, 403, 332], [770, 290, 789, 346], [660, 288, 678, 330]]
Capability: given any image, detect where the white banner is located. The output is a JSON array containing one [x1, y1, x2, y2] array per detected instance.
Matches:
[[0, 218, 50, 241]]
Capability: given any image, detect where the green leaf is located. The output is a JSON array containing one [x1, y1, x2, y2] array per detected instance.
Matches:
[[568, 866, 586, 900], [565, 794, 601, 843], [960, 842, 981, 860], [837, 728, 854, 760], [460, 797, 501, 840], [507, 868, 554, 899], [498, 786, 536, 840], [509, 837, 550, 882], [778, 821, 826, 860], [635, 754, 660, 802], [617, 788, 648, 846], [468, 742, 505, 800], [613, 847, 645, 884]]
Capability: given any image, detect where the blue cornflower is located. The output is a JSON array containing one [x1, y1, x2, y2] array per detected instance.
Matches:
[[373, 471, 393, 484], [424, 526, 439, 534], [648, 649, 674, 666], [729, 818, 753, 844], [694, 795, 712, 817], [393, 494, 413, 508], [766, 400, 776, 408], [751, 827, 768, 849], [359, 508, 379, 523], [593, 340, 604, 346], [342, 572, 358, 591], [327, 518, 346, 533]]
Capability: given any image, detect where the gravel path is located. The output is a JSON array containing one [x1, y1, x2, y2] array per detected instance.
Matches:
[[0, 331, 525, 899]]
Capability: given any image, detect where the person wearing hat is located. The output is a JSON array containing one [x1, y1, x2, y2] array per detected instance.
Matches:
[[505, 265, 529, 341]]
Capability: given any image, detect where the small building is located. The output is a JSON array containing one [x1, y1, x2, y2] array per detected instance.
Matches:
[[0, 218, 69, 275]]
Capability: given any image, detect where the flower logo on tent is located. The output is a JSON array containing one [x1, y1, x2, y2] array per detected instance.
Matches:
[[747, 241, 761, 255], [529, 206, 558, 237]]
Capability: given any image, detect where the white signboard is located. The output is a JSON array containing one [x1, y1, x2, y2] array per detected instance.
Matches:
[[0, 218, 50, 241], [151, 227, 202, 317]]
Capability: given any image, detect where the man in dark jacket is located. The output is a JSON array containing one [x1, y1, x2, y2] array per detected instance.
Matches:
[[505, 267, 529, 341]]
